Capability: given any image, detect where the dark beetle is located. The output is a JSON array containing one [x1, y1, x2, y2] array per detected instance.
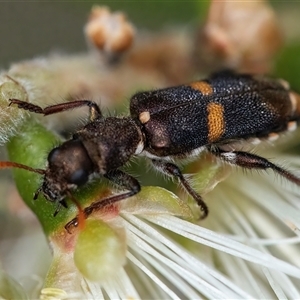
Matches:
[[5, 71, 300, 230]]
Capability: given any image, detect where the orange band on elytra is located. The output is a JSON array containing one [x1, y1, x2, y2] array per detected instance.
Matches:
[[207, 102, 225, 143]]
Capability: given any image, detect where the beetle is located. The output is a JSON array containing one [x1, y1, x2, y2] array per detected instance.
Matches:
[[4, 70, 300, 231]]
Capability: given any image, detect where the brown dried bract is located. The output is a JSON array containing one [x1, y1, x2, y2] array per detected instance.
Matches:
[[85, 6, 135, 55], [195, 0, 283, 74]]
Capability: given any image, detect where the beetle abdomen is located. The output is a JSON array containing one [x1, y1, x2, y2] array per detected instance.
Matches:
[[130, 71, 300, 157]]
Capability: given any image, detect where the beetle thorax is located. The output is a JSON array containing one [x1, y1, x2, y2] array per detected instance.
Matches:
[[78, 117, 144, 174]]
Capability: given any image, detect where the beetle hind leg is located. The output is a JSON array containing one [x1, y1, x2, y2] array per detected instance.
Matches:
[[209, 147, 300, 185], [151, 159, 209, 219]]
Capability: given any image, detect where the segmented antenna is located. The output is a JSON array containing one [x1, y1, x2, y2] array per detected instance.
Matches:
[[0, 161, 45, 174]]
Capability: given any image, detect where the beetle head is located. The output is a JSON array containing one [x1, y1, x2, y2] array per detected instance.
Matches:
[[37, 139, 95, 206]]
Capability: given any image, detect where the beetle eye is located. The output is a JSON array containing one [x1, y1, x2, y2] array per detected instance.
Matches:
[[69, 169, 89, 185], [47, 139, 94, 187]]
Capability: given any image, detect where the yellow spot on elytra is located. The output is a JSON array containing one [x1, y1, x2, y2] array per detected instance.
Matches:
[[189, 81, 213, 96], [289, 91, 300, 118], [288, 121, 297, 132], [139, 111, 150, 124], [207, 103, 225, 142], [278, 79, 290, 90], [289, 92, 297, 113], [268, 132, 279, 141]]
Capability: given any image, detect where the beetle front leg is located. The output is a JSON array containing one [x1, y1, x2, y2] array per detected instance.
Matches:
[[151, 159, 209, 219], [65, 169, 141, 232], [9, 99, 102, 121], [210, 147, 300, 185]]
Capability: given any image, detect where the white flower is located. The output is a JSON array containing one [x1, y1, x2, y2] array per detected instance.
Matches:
[[36, 147, 300, 299]]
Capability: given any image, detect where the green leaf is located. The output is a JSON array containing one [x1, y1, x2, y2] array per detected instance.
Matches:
[[274, 43, 300, 90]]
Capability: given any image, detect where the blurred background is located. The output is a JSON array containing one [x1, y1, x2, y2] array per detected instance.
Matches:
[[0, 1, 299, 86], [0, 2, 300, 297], [0, 1, 206, 68], [0, 1, 300, 74]]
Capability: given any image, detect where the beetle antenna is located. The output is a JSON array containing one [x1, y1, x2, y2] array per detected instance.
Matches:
[[0, 161, 45, 175]]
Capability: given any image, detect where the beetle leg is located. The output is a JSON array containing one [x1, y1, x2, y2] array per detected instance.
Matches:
[[65, 169, 141, 232], [151, 159, 209, 219], [210, 147, 300, 185], [9, 99, 102, 121], [53, 199, 68, 217]]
